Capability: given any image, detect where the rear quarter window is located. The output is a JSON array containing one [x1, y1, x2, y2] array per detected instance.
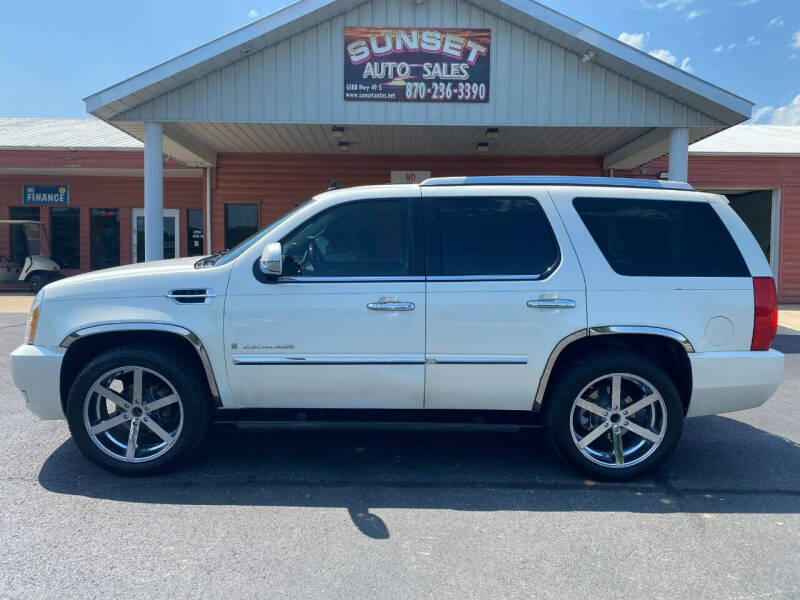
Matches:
[[573, 197, 750, 277]]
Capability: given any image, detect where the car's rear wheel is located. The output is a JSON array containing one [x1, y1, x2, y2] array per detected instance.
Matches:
[[544, 350, 684, 480], [66, 345, 211, 475]]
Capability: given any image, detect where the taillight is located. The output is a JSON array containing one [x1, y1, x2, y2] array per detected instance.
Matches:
[[751, 277, 778, 350]]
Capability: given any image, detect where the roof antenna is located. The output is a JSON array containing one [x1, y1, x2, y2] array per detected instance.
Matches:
[[328, 179, 339, 190]]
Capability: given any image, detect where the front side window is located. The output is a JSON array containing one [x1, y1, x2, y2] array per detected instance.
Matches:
[[573, 197, 750, 277], [425, 196, 560, 277], [282, 199, 411, 278]]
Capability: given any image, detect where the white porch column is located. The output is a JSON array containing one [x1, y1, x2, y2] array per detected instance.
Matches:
[[668, 127, 690, 183], [144, 122, 164, 261]]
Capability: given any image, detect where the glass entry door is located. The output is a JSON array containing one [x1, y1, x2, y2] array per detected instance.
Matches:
[[131, 208, 180, 263]]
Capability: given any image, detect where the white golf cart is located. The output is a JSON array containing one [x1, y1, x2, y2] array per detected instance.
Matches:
[[0, 220, 62, 293]]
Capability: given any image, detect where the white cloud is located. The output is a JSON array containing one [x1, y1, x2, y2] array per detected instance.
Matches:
[[680, 56, 695, 72], [751, 106, 774, 122], [792, 31, 800, 50], [247, 9, 259, 19], [745, 36, 762, 46], [618, 32, 648, 49], [771, 95, 800, 125], [686, 9, 706, 19], [768, 15, 784, 27], [639, 0, 693, 10], [713, 44, 724, 52], [649, 48, 677, 65], [735, 0, 759, 6]]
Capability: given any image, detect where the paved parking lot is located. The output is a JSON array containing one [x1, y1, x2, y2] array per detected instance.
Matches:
[[0, 311, 798, 599]]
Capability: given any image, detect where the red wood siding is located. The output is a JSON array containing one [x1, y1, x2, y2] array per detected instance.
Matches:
[[0, 174, 203, 273], [209, 153, 603, 253]]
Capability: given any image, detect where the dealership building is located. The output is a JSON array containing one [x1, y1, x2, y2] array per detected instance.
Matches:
[[1, 0, 799, 298]]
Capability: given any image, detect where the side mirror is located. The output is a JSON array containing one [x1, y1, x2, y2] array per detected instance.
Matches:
[[259, 242, 282, 276]]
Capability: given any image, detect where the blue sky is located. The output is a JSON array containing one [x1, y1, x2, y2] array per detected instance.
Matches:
[[0, 0, 797, 123]]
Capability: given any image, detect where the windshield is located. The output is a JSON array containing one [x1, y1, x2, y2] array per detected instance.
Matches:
[[23, 223, 48, 256], [208, 199, 314, 267]]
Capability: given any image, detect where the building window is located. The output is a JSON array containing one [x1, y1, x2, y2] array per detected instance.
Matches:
[[187, 209, 204, 256], [9, 206, 40, 266], [50, 207, 80, 269], [90, 208, 120, 270], [225, 204, 258, 249]]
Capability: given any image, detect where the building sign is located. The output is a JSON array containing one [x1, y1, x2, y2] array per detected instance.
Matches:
[[344, 27, 490, 103], [390, 170, 431, 184], [23, 185, 68, 205]]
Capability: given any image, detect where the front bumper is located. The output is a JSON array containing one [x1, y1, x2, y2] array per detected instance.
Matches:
[[10, 343, 66, 420], [687, 349, 784, 418]]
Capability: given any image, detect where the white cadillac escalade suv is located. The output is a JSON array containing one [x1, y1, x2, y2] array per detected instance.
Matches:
[[10, 176, 784, 479]]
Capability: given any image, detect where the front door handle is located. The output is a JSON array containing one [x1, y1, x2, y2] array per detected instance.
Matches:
[[527, 298, 576, 309], [367, 301, 415, 311]]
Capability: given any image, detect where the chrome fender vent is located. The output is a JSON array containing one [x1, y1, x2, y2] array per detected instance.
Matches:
[[166, 289, 216, 304]]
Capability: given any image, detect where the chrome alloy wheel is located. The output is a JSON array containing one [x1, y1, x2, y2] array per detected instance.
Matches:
[[569, 373, 667, 469], [83, 366, 184, 463]]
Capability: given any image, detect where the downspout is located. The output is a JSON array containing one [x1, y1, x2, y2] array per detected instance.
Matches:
[[205, 167, 212, 254]]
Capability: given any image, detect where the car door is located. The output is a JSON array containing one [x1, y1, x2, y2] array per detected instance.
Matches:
[[422, 186, 587, 411], [224, 194, 426, 409]]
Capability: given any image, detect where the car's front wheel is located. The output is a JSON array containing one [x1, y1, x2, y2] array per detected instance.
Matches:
[[66, 345, 211, 475], [544, 350, 684, 480]]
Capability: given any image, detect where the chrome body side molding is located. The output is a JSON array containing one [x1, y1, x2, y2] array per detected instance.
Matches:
[[232, 354, 426, 366], [589, 325, 695, 354], [60, 322, 221, 405], [532, 325, 695, 412], [427, 355, 528, 365]]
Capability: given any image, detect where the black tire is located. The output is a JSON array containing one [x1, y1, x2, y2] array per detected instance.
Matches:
[[65, 344, 211, 475], [543, 350, 684, 480], [28, 272, 49, 293]]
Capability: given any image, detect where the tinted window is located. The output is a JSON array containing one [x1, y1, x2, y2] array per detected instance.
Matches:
[[573, 197, 749, 277], [225, 205, 258, 249], [90, 209, 120, 270], [425, 197, 559, 276], [50, 207, 80, 269], [282, 199, 411, 277]]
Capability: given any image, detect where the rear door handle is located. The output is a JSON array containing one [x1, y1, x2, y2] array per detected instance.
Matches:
[[367, 301, 415, 311], [527, 298, 576, 309]]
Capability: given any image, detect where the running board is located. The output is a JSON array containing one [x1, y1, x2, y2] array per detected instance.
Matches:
[[211, 408, 542, 432]]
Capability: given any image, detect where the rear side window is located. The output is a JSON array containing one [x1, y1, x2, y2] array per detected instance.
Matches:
[[573, 197, 749, 277], [425, 197, 560, 277]]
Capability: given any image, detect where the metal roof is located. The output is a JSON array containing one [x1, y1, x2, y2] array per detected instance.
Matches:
[[421, 175, 694, 191], [0, 118, 142, 151], [690, 125, 800, 156], [84, 0, 751, 126]]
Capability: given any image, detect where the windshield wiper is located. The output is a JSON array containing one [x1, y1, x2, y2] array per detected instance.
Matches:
[[195, 249, 230, 268]]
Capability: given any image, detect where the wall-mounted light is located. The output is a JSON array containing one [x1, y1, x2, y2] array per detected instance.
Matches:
[[582, 50, 596, 63], [485, 127, 499, 141], [338, 141, 351, 152], [332, 126, 345, 138], [477, 142, 489, 153]]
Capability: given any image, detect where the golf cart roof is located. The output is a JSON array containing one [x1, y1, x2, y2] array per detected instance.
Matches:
[[0, 220, 42, 225]]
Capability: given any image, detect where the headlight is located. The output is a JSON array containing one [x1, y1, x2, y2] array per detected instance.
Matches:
[[25, 290, 44, 345]]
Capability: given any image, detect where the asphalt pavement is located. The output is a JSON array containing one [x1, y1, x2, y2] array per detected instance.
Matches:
[[0, 311, 798, 599]]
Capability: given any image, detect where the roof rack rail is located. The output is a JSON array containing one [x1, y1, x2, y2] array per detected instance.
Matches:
[[419, 176, 694, 191]]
